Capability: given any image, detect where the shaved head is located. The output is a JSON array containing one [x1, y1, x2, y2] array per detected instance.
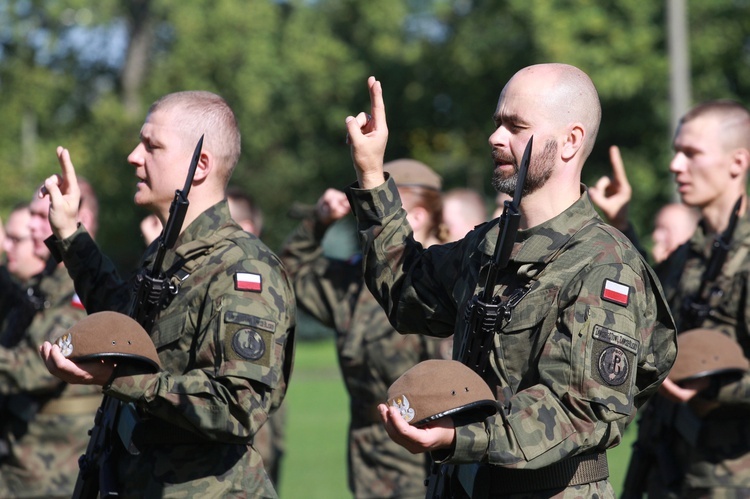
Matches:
[[508, 64, 601, 160], [680, 100, 750, 152]]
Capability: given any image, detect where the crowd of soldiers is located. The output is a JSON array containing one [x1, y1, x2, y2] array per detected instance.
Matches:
[[0, 62, 747, 499]]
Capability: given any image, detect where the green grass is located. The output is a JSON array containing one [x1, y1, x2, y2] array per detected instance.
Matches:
[[278, 338, 637, 498]]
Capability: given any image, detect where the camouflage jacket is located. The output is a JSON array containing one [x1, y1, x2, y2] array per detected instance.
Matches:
[[51, 200, 296, 498], [0, 264, 100, 498], [281, 215, 444, 498], [348, 178, 676, 492], [648, 213, 750, 490]]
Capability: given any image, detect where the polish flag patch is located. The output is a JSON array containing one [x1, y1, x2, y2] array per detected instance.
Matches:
[[235, 272, 262, 292], [71, 293, 85, 310], [601, 279, 630, 307]]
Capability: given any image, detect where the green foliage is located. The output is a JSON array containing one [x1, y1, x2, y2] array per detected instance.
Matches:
[[0, 0, 748, 263]]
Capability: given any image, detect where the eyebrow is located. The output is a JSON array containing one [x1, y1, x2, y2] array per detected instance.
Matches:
[[493, 112, 529, 127]]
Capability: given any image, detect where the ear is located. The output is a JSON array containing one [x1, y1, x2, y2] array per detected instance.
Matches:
[[406, 205, 428, 232], [561, 123, 585, 161], [729, 148, 750, 178], [192, 151, 212, 183]]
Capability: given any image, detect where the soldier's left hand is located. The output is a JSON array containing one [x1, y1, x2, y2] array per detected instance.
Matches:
[[377, 403, 456, 454], [39, 340, 116, 386]]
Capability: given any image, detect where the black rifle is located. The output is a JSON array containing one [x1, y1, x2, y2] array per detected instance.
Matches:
[[72, 135, 204, 499], [622, 195, 744, 498], [425, 136, 533, 499], [681, 195, 743, 329]]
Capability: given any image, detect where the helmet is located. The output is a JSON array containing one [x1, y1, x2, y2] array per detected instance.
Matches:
[[383, 159, 442, 191], [54, 311, 161, 373], [669, 328, 749, 383], [387, 359, 498, 427]]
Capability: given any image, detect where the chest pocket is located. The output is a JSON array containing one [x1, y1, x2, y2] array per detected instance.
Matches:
[[574, 303, 639, 417], [150, 312, 188, 349]]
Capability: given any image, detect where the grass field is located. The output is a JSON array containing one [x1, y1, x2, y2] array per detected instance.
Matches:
[[277, 338, 637, 498]]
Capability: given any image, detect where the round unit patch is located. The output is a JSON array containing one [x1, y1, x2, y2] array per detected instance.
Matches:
[[598, 346, 629, 386], [232, 328, 266, 361]]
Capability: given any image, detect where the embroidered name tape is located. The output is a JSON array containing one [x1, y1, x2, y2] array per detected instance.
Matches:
[[601, 279, 630, 306], [235, 272, 262, 292]]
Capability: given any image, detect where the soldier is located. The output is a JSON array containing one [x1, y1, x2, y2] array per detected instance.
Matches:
[[343, 64, 676, 497], [280, 160, 449, 499], [0, 184, 101, 499], [650, 202, 699, 264], [590, 100, 750, 497], [38, 91, 296, 498]]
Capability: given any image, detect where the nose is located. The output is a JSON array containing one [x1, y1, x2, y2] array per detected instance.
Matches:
[[488, 125, 510, 149], [128, 143, 144, 166], [669, 152, 686, 174]]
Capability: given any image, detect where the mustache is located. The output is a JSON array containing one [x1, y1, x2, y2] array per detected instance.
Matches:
[[492, 149, 517, 167]]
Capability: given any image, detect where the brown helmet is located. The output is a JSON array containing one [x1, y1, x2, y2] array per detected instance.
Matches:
[[669, 328, 749, 383], [54, 311, 161, 373], [383, 159, 442, 191], [387, 359, 498, 427]]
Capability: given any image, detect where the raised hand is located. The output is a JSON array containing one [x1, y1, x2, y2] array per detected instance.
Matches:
[[316, 189, 351, 226], [39, 146, 82, 240], [345, 76, 389, 189], [589, 145, 633, 231]]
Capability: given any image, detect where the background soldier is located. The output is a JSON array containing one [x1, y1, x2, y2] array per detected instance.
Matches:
[[344, 65, 676, 497], [281, 160, 449, 498], [591, 100, 750, 497], [0, 184, 101, 499], [39, 91, 296, 498], [442, 187, 488, 243]]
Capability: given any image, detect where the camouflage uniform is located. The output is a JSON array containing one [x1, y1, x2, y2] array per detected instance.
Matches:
[[281, 215, 446, 498], [0, 264, 101, 499], [631, 215, 750, 498], [347, 178, 677, 498], [49, 201, 296, 498]]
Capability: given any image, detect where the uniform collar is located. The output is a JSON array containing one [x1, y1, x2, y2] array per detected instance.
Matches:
[[479, 185, 598, 265]]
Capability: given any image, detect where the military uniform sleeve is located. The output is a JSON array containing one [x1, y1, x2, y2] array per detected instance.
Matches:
[[104, 254, 295, 443], [279, 216, 361, 329], [347, 177, 459, 337], [48, 225, 131, 314], [448, 262, 676, 468]]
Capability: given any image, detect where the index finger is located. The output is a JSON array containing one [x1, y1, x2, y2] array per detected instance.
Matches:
[[608, 145, 630, 187], [368, 76, 387, 129], [56, 146, 80, 194]]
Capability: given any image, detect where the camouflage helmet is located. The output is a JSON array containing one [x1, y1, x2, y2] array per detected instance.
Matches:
[[387, 359, 498, 427], [669, 328, 749, 383], [54, 311, 161, 373], [383, 159, 442, 191]]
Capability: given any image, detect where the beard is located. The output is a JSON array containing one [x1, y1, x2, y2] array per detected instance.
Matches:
[[491, 139, 557, 196]]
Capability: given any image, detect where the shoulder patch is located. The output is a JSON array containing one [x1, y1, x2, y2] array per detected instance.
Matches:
[[235, 272, 262, 292], [592, 324, 639, 389], [71, 293, 85, 310], [601, 279, 630, 307], [232, 328, 266, 361]]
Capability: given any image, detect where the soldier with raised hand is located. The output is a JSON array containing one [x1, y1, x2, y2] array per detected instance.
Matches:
[[590, 100, 750, 498], [280, 160, 449, 499], [38, 91, 296, 498], [0, 186, 101, 499], [343, 64, 676, 498]]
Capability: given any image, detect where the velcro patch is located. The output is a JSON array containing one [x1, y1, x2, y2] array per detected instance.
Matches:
[[224, 324, 273, 366], [601, 279, 630, 307], [591, 325, 638, 390], [235, 272, 262, 292]]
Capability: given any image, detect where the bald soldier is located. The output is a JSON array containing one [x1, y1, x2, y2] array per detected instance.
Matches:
[[343, 64, 677, 497]]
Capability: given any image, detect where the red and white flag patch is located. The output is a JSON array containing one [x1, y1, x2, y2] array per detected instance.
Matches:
[[235, 272, 262, 292], [71, 293, 85, 310], [602, 279, 630, 307]]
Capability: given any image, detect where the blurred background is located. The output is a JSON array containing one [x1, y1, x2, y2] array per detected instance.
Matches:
[[2, 0, 749, 269]]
